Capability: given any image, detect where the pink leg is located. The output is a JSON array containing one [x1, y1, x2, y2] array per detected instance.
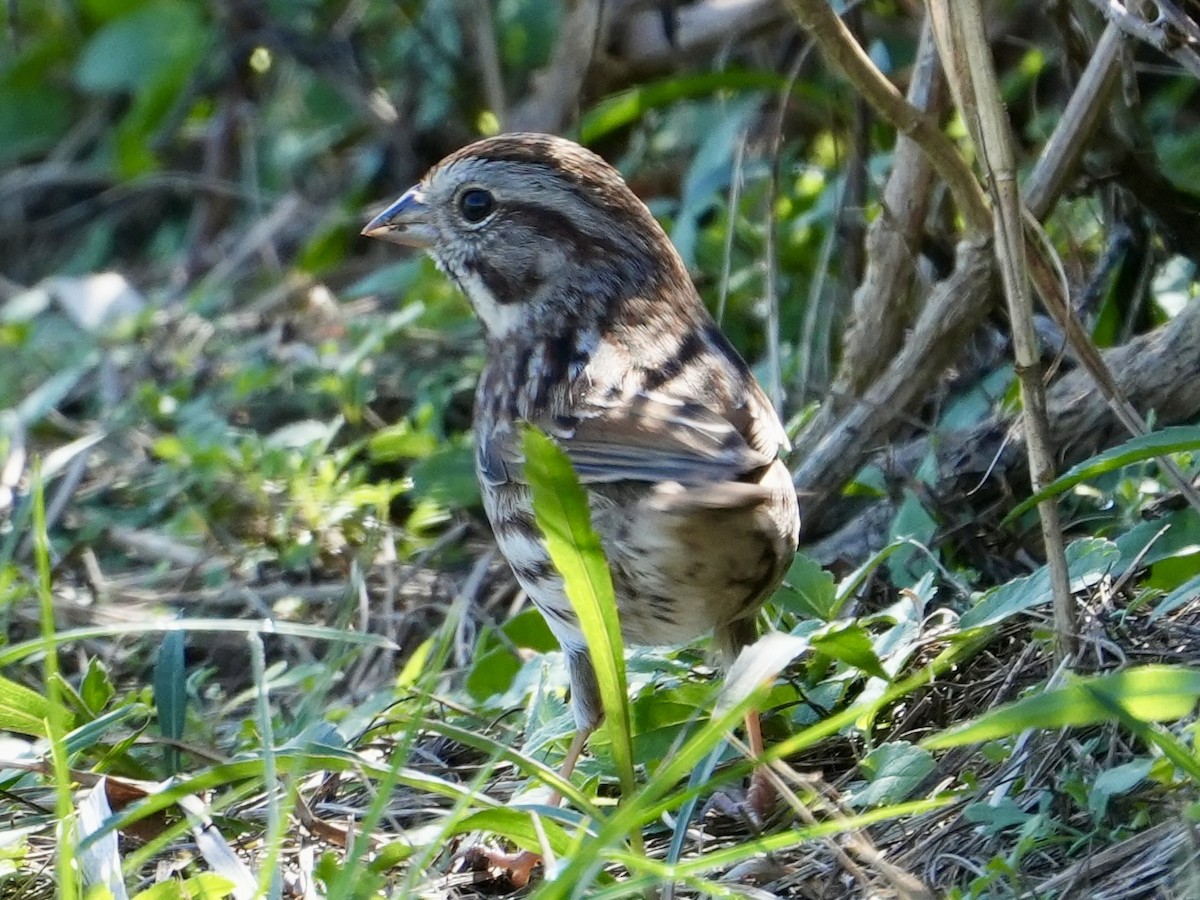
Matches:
[[744, 710, 776, 820], [470, 728, 591, 888]]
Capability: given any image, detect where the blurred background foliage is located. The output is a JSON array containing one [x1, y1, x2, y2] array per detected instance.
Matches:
[[4, 0, 1200, 896]]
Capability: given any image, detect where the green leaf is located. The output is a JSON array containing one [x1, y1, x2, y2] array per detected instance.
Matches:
[[1088, 758, 1154, 818], [811, 623, 888, 681], [0, 86, 72, 165], [466, 644, 521, 701], [578, 69, 789, 144], [853, 741, 935, 807], [522, 427, 636, 801], [0, 673, 73, 737], [924, 665, 1200, 749], [1006, 425, 1200, 522], [959, 538, 1118, 630], [75, 2, 205, 93], [1152, 570, 1200, 620], [410, 444, 481, 508], [130, 873, 236, 899], [446, 808, 577, 859], [153, 630, 186, 774], [775, 552, 837, 620]]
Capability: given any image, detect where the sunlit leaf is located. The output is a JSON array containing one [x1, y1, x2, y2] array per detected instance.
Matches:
[[0, 673, 73, 737], [811, 623, 888, 681], [959, 538, 1118, 630], [1006, 426, 1200, 521], [522, 427, 636, 801], [924, 665, 1200, 749], [578, 70, 790, 144]]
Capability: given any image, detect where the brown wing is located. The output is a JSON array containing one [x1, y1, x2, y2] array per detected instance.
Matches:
[[542, 387, 786, 487]]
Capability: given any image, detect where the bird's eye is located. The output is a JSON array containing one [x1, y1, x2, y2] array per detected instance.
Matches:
[[458, 189, 495, 223]]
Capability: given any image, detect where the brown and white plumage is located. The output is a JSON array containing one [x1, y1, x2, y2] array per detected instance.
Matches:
[[364, 132, 799, 794]]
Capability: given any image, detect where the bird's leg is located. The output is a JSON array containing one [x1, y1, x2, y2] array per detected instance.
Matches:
[[472, 650, 602, 888], [469, 728, 591, 888], [744, 708, 777, 821]]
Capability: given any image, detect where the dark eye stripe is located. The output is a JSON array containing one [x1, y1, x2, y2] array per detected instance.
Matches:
[[499, 202, 627, 263]]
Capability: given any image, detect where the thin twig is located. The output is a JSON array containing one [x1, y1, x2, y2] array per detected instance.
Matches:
[[928, 0, 1077, 660]]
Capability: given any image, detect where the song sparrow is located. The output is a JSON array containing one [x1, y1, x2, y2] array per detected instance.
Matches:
[[364, 133, 799, 878]]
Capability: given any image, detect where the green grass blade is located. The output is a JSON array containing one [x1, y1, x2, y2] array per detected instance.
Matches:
[[153, 630, 185, 775], [32, 466, 78, 899], [521, 427, 638, 805], [577, 70, 790, 144]]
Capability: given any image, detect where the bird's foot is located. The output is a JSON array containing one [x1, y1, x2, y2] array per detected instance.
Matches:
[[704, 769, 781, 830], [463, 845, 544, 890], [746, 766, 778, 821]]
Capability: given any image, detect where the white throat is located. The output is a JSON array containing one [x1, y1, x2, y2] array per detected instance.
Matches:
[[458, 270, 525, 338]]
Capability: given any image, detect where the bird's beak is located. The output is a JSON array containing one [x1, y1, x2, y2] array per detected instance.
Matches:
[[361, 187, 434, 248]]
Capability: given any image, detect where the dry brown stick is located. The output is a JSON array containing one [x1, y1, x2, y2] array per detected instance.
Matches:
[[788, 2, 1199, 538], [929, 1, 1075, 657], [794, 235, 994, 526], [827, 17, 943, 401], [467, 0, 507, 127], [615, 0, 785, 68], [508, 0, 607, 133], [1024, 22, 1123, 219], [782, 0, 990, 235], [1018, 25, 1200, 517], [810, 294, 1200, 564], [1082, 0, 1200, 80], [785, 0, 995, 506]]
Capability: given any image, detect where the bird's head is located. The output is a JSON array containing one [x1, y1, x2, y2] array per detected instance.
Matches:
[[362, 133, 694, 340]]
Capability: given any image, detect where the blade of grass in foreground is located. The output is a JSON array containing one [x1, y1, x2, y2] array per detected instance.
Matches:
[[522, 428, 638, 834], [32, 467, 78, 899]]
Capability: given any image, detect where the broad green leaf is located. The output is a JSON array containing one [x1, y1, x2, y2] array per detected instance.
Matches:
[[1088, 758, 1153, 818], [131, 873, 236, 900], [447, 808, 577, 858], [924, 665, 1200, 749], [959, 538, 1117, 630], [1152, 571, 1200, 620], [886, 491, 938, 588], [718, 631, 810, 715], [1006, 425, 1200, 521], [396, 635, 436, 689], [963, 797, 1034, 832], [503, 608, 559, 654], [466, 644, 521, 701], [853, 741, 935, 807], [0, 673, 73, 737], [775, 552, 837, 620], [811, 623, 888, 681], [80, 659, 115, 716], [410, 444, 481, 508], [369, 421, 440, 460], [16, 358, 99, 426], [75, 2, 205, 93], [522, 427, 636, 803]]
